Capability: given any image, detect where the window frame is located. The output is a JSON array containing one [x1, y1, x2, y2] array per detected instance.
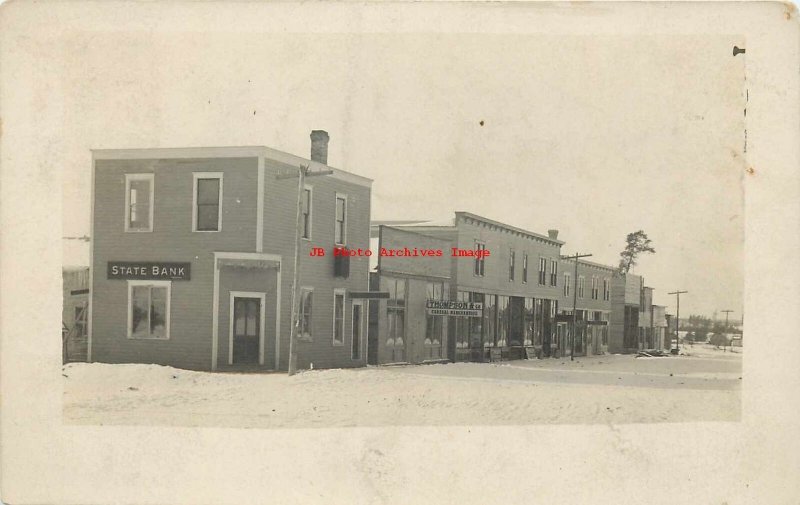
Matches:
[[578, 276, 585, 299], [301, 184, 313, 240], [564, 273, 571, 297], [522, 253, 528, 283], [192, 172, 224, 232], [508, 249, 515, 282], [550, 259, 558, 286], [124, 173, 155, 233], [538, 257, 547, 285], [603, 278, 610, 301], [126, 280, 171, 340], [332, 288, 347, 346], [334, 193, 348, 246], [474, 240, 486, 277]]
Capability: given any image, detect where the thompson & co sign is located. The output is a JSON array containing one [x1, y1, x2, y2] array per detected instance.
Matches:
[[107, 261, 191, 281], [425, 300, 483, 317]]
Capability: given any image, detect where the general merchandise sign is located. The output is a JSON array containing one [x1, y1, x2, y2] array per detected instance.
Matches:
[[425, 300, 483, 317]]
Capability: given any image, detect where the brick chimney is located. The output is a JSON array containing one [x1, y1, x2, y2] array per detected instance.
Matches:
[[547, 229, 559, 240], [310, 130, 329, 164]]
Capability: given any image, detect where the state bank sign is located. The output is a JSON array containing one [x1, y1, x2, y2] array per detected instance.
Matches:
[[425, 300, 483, 317], [107, 261, 191, 281]]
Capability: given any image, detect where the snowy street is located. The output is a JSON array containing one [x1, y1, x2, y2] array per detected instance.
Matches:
[[62, 344, 741, 428]]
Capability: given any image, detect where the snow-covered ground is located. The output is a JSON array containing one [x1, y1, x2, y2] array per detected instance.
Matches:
[[63, 344, 741, 428]]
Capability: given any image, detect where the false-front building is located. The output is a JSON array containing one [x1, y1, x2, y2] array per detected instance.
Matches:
[[369, 212, 566, 364]]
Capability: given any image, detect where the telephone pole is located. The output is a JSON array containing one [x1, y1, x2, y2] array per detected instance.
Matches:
[[721, 310, 734, 331], [668, 290, 688, 353], [277, 164, 332, 376], [721, 310, 734, 352], [560, 252, 592, 361]]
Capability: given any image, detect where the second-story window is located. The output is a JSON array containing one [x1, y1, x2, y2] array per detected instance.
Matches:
[[302, 186, 312, 240], [603, 278, 611, 301], [578, 276, 585, 298], [334, 194, 347, 245], [193, 173, 223, 232], [523, 254, 528, 283], [125, 173, 154, 232], [564, 273, 571, 297], [509, 249, 515, 282], [538, 257, 547, 285], [550, 259, 558, 286], [474, 241, 486, 277]]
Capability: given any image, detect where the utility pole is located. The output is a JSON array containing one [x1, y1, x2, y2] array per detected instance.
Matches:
[[560, 252, 592, 361], [721, 310, 734, 352], [277, 164, 333, 376], [668, 290, 688, 353]]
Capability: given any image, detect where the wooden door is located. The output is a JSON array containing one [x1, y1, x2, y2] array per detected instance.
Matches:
[[232, 297, 260, 364]]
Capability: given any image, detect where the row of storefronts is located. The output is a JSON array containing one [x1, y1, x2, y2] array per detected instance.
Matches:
[[367, 215, 669, 365], [80, 133, 669, 372]]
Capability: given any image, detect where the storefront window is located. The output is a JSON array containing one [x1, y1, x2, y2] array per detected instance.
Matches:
[[483, 294, 496, 348], [386, 277, 407, 362], [497, 296, 509, 347], [469, 292, 484, 348], [455, 291, 470, 349], [524, 298, 534, 346], [425, 281, 447, 359]]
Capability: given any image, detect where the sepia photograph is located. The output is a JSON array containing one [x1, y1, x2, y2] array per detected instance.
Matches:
[[2, 1, 799, 504], [61, 30, 745, 430]]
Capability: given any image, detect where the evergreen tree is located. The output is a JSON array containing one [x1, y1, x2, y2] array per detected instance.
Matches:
[[618, 230, 656, 274]]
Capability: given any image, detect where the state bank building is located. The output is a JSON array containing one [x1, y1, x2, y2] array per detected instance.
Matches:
[[88, 132, 373, 372]]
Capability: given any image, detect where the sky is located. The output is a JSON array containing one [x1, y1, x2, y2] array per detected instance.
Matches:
[[60, 29, 745, 320]]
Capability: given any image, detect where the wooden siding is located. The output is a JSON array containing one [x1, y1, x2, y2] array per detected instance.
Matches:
[[452, 217, 562, 300], [91, 153, 371, 371]]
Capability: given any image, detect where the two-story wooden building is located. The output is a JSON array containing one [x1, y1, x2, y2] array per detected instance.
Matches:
[[89, 132, 372, 372], [557, 259, 614, 357], [369, 212, 564, 363], [608, 272, 644, 353]]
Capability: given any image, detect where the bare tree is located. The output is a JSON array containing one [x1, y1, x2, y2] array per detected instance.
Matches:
[[618, 230, 655, 274]]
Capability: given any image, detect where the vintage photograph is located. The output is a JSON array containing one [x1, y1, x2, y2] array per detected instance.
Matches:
[[59, 31, 746, 429], [5, 1, 799, 504]]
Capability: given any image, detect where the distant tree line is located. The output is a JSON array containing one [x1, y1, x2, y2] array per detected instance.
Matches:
[[679, 314, 742, 346]]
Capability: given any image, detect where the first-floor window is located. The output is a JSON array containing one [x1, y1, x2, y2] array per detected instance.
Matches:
[[496, 295, 509, 347], [386, 277, 407, 362], [425, 281, 447, 359], [483, 294, 497, 348], [455, 291, 470, 349], [299, 288, 313, 340], [128, 281, 170, 339], [524, 298, 534, 346], [333, 290, 345, 345]]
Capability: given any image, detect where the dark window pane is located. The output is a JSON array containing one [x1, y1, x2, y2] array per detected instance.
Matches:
[[197, 179, 220, 204], [197, 205, 219, 231]]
